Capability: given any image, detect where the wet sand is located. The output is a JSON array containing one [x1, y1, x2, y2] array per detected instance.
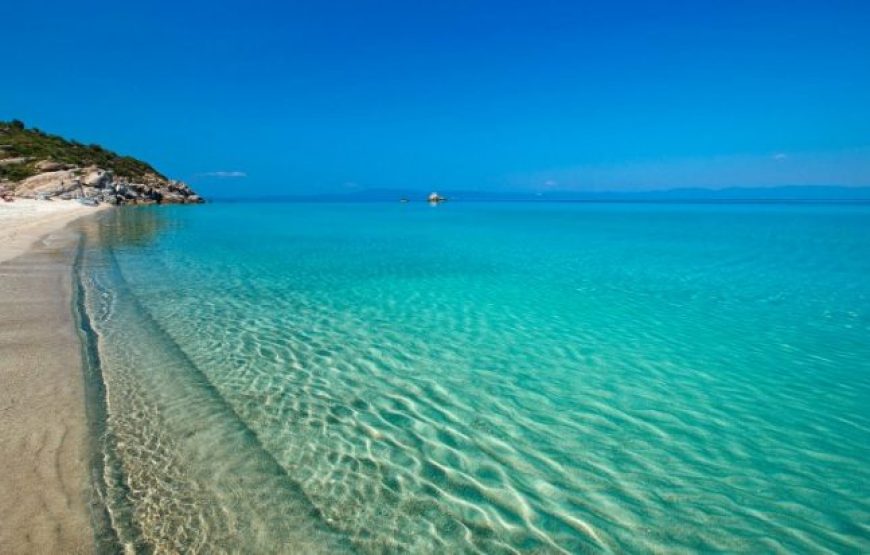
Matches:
[[0, 201, 109, 553]]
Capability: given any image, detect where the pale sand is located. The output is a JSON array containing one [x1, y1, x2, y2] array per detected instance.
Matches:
[[0, 199, 109, 264], [0, 200, 110, 553]]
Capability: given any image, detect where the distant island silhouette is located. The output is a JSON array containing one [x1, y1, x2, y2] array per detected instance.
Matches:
[[211, 185, 870, 203]]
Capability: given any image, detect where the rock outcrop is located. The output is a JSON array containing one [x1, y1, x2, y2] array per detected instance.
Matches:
[[0, 120, 203, 205], [5, 164, 202, 205]]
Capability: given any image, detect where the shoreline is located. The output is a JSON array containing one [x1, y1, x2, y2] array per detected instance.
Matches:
[[0, 201, 110, 553], [0, 199, 111, 264]]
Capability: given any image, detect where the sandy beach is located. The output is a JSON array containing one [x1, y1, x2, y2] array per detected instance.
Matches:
[[0, 199, 108, 264], [0, 200, 109, 553]]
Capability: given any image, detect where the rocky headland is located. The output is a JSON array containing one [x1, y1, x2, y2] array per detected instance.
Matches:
[[0, 120, 202, 205]]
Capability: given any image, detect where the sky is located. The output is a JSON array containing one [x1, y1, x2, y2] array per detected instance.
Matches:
[[2, 0, 869, 197]]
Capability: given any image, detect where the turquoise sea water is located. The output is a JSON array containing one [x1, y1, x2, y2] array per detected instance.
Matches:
[[76, 202, 870, 553]]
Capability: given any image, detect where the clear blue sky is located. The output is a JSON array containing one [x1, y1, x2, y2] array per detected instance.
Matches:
[[3, 0, 869, 196]]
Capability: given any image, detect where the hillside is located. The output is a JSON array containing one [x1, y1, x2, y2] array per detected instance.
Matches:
[[0, 120, 202, 204]]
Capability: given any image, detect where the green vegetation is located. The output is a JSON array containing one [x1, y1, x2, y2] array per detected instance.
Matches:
[[0, 120, 165, 182]]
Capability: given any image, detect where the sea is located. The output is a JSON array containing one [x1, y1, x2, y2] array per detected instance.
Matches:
[[73, 201, 870, 553]]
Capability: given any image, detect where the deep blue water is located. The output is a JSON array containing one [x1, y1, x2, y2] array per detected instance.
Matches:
[[78, 202, 870, 553]]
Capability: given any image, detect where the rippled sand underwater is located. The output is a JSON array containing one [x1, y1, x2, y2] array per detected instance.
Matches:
[[77, 202, 870, 553]]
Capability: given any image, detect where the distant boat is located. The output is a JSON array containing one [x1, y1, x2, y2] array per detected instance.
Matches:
[[428, 192, 446, 203], [399, 197, 409, 203]]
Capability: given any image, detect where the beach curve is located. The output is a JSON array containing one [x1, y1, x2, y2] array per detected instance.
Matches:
[[0, 200, 110, 553]]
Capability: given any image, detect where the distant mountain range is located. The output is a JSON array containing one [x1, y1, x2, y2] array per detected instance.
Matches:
[[217, 185, 870, 202]]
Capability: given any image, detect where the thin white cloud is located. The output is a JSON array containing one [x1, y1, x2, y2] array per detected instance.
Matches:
[[200, 171, 247, 178], [773, 153, 788, 161]]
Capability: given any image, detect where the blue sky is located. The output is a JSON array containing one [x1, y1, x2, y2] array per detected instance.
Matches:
[[2, 0, 868, 196]]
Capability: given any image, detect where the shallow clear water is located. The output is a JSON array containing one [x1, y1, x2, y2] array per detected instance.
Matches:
[[77, 202, 870, 553]]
